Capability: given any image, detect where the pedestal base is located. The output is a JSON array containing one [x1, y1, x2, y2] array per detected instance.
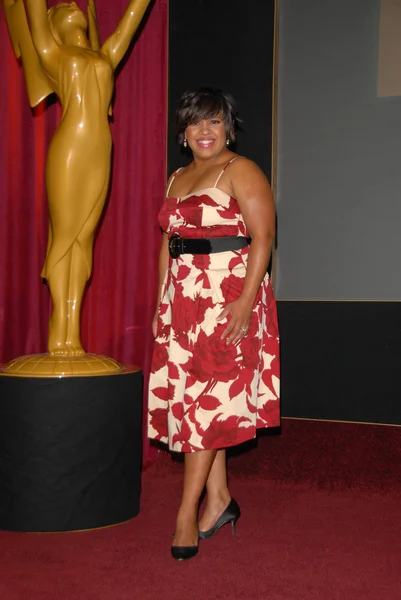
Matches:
[[0, 369, 143, 532], [2, 353, 123, 377]]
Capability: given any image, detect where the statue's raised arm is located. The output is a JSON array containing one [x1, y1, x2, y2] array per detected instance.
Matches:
[[23, 0, 60, 76], [3, 0, 54, 106], [101, 0, 151, 71], [87, 0, 101, 51]]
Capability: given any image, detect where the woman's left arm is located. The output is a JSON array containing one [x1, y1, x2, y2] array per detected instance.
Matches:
[[101, 0, 151, 70], [218, 159, 276, 344]]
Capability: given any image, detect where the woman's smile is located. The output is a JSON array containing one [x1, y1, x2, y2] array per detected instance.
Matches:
[[196, 138, 216, 149]]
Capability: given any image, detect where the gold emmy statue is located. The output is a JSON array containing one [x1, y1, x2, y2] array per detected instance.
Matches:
[[2, 0, 151, 376]]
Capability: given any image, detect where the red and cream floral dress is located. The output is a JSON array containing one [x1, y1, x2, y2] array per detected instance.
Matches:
[[148, 160, 280, 452]]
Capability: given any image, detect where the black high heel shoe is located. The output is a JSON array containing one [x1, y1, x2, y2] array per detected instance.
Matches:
[[198, 498, 241, 540], [171, 543, 199, 561]]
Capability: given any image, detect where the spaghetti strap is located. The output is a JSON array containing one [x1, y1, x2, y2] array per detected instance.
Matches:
[[213, 157, 243, 188], [166, 167, 183, 196]]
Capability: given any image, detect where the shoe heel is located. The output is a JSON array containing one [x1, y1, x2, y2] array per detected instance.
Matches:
[[231, 518, 237, 536]]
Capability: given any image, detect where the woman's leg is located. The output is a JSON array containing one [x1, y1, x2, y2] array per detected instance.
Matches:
[[198, 449, 231, 532], [173, 449, 217, 547]]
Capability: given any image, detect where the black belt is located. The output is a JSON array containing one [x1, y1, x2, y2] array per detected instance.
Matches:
[[168, 233, 249, 258]]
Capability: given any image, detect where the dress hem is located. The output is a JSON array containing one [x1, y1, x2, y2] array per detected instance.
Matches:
[[148, 420, 280, 453]]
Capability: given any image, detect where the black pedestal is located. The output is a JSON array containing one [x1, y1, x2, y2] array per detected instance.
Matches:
[[0, 370, 142, 532]]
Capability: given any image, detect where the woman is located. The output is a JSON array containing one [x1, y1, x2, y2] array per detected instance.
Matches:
[[148, 88, 280, 560], [5, 0, 150, 355]]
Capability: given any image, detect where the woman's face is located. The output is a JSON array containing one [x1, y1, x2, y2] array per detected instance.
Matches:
[[50, 2, 88, 41], [185, 114, 228, 160]]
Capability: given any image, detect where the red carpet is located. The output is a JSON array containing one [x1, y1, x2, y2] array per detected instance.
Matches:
[[1, 419, 401, 600]]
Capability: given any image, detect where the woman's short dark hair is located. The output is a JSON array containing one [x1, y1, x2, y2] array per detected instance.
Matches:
[[176, 87, 241, 144]]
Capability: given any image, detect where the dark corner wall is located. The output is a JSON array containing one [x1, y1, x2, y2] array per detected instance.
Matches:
[[279, 302, 401, 426], [168, 0, 275, 178]]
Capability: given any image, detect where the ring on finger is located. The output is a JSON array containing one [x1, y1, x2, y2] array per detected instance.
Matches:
[[241, 327, 248, 333]]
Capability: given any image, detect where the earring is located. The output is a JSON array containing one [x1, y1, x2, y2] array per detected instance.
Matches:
[[183, 139, 188, 148], [226, 139, 230, 146]]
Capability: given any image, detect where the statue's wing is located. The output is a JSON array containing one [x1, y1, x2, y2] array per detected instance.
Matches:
[[3, 0, 53, 107], [87, 0, 101, 51]]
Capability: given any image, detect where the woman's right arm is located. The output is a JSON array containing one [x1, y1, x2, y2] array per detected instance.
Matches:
[[152, 171, 178, 337], [152, 232, 169, 338], [25, 0, 58, 65]]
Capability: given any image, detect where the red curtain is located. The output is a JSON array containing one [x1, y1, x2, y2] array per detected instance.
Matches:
[[0, 0, 168, 466]]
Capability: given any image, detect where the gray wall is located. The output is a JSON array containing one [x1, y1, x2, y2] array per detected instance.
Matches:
[[276, 0, 401, 300]]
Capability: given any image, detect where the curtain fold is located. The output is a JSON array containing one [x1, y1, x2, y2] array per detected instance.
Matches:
[[0, 0, 168, 466]]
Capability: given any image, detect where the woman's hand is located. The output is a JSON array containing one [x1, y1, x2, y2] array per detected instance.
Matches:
[[217, 297, 253, 344], [152, 311, 158, 338]]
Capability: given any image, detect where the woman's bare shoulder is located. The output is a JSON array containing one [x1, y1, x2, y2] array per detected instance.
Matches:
[[167, 164, 190, 180], [231, 156, 265, 174], [229, 156, 270, 186], [165, 165, 189, 196]]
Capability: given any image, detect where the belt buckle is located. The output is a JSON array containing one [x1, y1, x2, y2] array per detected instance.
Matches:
[[168, 233, 182, 258]]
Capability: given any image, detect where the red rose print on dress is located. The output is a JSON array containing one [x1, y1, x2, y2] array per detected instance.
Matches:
[[192, 254, 211, 271], [194, 295, 214, 324], [217, 197, 240, 220], [201, 414, 254, 449], [182, 202, 203, 228], [241, 336, 261, 370], [151, 341, 169, 373], [257, 400, 280, 428], [170, 282, 196, 349], [148, 408, 168, 439], [171, 402, 184, 421], [197, 194, 219, 207], [172, 418, 196, 451], [189, 328, 239, 384], [247, 312, 260, 338], [228, 367, 253, 400], [176, 264, 191, 281], [156, 309, 171, 340], [220, 273, 243, 303], [168, 361, 180, 380], [228, 252, 246, 272]]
